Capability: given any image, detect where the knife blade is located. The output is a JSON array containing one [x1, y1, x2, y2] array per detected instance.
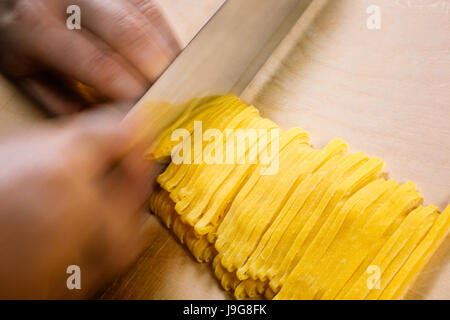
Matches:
[[123, 0, 313, 148]]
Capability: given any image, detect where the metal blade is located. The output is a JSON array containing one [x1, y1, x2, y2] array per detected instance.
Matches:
[[124, 0, 313, 146]]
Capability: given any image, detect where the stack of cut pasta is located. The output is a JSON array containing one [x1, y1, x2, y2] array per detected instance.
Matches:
[[146, 95, 450, 300]]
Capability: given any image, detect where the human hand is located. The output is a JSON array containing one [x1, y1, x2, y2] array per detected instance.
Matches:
[[0, 0, 181, 115], [0, 110, 158, 299]]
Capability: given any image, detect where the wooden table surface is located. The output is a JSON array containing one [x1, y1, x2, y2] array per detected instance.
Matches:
[[0, 0, 448, 300], [104, 0, 450, 300]]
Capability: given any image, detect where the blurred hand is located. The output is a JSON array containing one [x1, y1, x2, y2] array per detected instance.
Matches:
[[0, 110, 158, 299], [0, 0, 181, 115]]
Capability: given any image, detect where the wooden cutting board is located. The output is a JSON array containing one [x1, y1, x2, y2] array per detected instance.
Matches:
[[102, 0, 449, 300], [0, 0, 447, 299]]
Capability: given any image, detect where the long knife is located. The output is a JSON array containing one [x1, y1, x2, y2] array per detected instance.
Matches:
[[123, 0, 313, 148]]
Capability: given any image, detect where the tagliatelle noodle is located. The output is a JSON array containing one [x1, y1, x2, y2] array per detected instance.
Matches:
[[198, 127, 309, 242], [364, 205, 438, 300], [379, 205, 450, 300], [156, 96, 237, 186], [269, 155, 382, 293], [165, 101, 252, 197], [158, 97, 246, 193], [218, 138, 348, 275], [227, 139, 346, 280], [307, 179, 399, 299], [180, 117, 279, 227], [224, 139, 349, 274], [238, 153, 347, 283], [262, 153, 369, 289], [341, 205, 437, 300], [235, 155, 370, 299], [174, 108, 266, 222], [217, 142, 316, 271], [314, 178, 401, 299], [334, 181, 423, 299], [274, 158, 385, 299], [276, 178, 387, 299], [148, 95, 233, 161], [214, 128, 310, 252]]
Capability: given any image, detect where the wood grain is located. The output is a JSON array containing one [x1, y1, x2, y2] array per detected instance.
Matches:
[[155, 0, 225, 47], [106, 0, 449, 300], [243, 0, 450, 208], [241, 0, 450, 299], [0, 0, 447, 300]]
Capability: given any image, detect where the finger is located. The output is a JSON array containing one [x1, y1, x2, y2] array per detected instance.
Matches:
[[63, 110, 133, 177], [129, 0, 183, 52], [18, 74, 84, 116], [19, 13, 147, 101], [94, 157, 160, 279], [103, 147, 160, 216], [0, 51, 99, 115], [70, 0, 180, 81]]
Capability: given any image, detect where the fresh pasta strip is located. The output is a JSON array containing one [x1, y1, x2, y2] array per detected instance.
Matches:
[[364, 205, 438, 300], [304, 179, 398, 300], [152, 96, 236, 186], [194, 126, 281, 238], [274, 178, 387, 299], [214, 128, 310, 252], [218, 138, 348, 274], [147, 95, 231, 161], [340, 205, 437, 300], [149, 186, 176, 228], [157, 97, 248, 191], [171, 106, 260, 204], [211, 141, 347, 299], [263, 153, 369, 289], [150, 187, 216, 262], [174, 110, 270, 219], [379, 205, 450, 300], [235, 279, 265, 300], [184, 229, 216, 263], [333, 181, 423, 299], [234, 154, 369, 299], [314, 179, 401, 299], [201, 128, 309, 244], [270, 155, 383, 293], [217, 143, 317, 272], [225, 139, 348, 273], [213, 255, 240, 291], [179, 118, 279, 227], [239, 153, 347, 282], [149, 187, 189, 243], [164, 102, 254, 196]]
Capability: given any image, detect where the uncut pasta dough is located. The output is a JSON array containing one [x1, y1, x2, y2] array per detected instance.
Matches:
[[145, 95, 450, 300]]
